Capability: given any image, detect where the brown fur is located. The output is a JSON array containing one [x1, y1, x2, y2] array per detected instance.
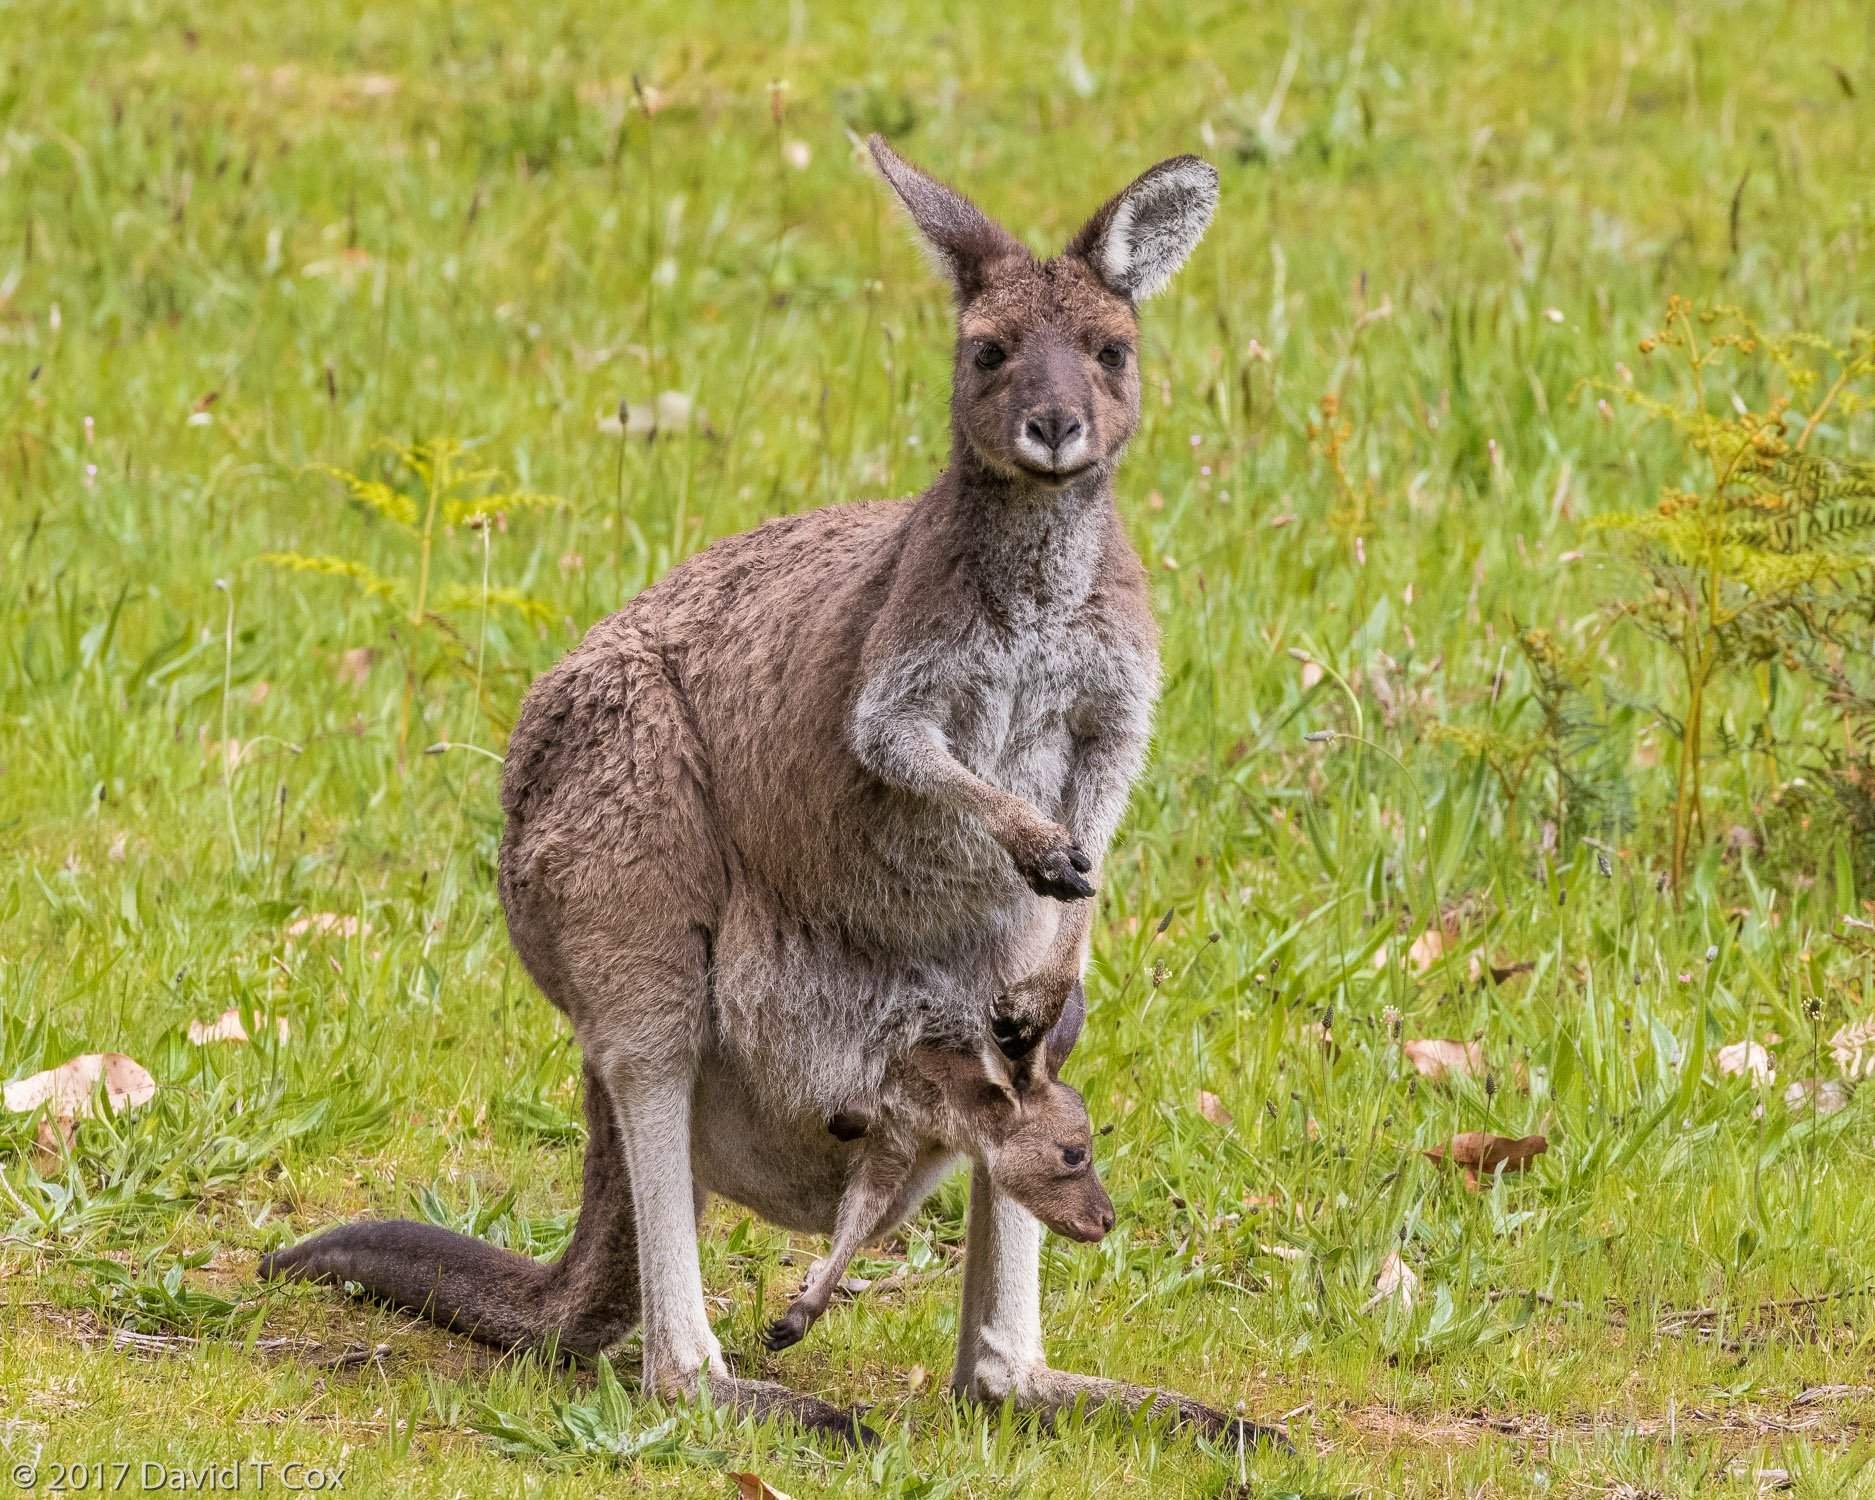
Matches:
[[763, 1011, 1111, 1353], [262, 137, 1284, 1453]]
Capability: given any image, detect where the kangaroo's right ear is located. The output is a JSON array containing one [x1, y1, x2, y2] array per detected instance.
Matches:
[[867, 135, 1024, 302]]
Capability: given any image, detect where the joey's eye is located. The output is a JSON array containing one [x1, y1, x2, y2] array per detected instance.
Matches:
[[976, 343, 1007, 371], [1097, 343, 1128, 371], [1061, 1146, 1087, 1169]]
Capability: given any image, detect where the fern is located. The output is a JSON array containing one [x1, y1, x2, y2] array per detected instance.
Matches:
[[1588, 299, 1875, 894], [260, 438, 567, 748]]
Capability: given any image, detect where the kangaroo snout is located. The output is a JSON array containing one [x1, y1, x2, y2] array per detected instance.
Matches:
[[1040, 1179, 1115, 1244], [1016, 407, 1091, 475]]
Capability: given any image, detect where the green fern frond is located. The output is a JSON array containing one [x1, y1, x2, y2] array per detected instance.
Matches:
[[307, 465, 419, 529], [443, 491, 565, 527], [259, 552, 407, 602], [430, 583, 559, 625]]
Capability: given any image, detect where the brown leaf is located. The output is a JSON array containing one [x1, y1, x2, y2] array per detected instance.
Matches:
[[34, 1116, 75, 1170], [1362, 1249, 1420, 1313], [1195, 1089, 1234, 1126], [1830, 1016, 1875, 1080], [1784, 1078, 1851, 1117], [1403, 1038, 1484, 1082], [187, 1007, 290, 1046], [1716, 1039, 1774, 1086], [336, 647, 375, 687], [1469, 953, 1535, 986], [1424, 1132, 1548, 1190], [730, 1475, 793, 1500], [1406, 927, 1448, 974], [5, 1053, 157, 1124], [284, 913, 365, 943]]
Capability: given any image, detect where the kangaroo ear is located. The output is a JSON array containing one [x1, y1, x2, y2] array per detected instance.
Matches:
[[1068, 155, 1219, 302], [1043, 982, 1087, 1080], [867, 134, 1024, 301]]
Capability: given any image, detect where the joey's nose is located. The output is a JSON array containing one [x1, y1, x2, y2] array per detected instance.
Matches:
[[1024, 411, 1084, 453]]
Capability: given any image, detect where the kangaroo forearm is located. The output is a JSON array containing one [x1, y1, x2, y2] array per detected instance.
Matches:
[[1058, 726, 1150, 855], [851, 707, 1034, 832]]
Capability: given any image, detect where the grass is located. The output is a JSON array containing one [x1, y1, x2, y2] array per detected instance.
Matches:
[[5, 1, 1875, 1494]]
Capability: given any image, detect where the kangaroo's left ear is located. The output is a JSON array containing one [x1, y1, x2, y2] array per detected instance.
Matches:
[[1068, 155, 1219, 302]]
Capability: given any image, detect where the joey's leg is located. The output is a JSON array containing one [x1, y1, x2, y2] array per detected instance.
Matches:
[[849, 677, 1092, 901], [765, 1150, 953, 1351], [951, 1167, 1289, 1451], [763, 1153, 908, 1351]]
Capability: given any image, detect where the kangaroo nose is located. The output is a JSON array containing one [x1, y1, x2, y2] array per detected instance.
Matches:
[[1025, 411, 1084, 452], [1099, 1206, 1116, 1234]]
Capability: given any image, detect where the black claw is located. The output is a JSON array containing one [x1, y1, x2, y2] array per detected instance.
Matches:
[[762, 1313, 807, 1351], [1068, 845, 1092, 873], [990, 1012, 1044, 1060], [1023, 859, 1095, 902]]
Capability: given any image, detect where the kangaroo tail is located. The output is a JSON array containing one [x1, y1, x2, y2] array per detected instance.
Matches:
[[261, 1064, 638, 1357]]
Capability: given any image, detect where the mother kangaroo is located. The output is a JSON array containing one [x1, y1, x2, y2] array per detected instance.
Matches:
[[264, 137, 1278, 1447]]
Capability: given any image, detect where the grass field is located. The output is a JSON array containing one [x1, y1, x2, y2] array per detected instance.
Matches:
[[6, 2, 1875, 1494]]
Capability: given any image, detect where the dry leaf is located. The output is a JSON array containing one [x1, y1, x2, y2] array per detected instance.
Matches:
[[337, 647, 375, 686], [730, 1475, 793, 1500], [284, 913, 365, 942], [1424, 1132, 1548, 1190], [1403, 1038, 1484, 1082], [606, 390, 697, 438], [1830, 1017, 1875, 1080], [1259, 1242, 1306, 1262], [8, 1050, 156, 1162], [34, 1116, 75, 1170], [1195, 1089, 1234, 1126], [1716, 1040, 1775, 1086], [187, 1007, 290, 1046], [1468, 953, 1535, 986], [1363, 1249, 1420, 1313], [1784, 1078, 1850, 1117], [5, 1053, 157, 1126], [1406, 927, 1448, 974]]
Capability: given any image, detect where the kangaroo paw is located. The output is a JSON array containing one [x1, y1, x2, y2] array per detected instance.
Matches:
[[1014, 841, 1094, 902], [760, 1306, 812, 1351]]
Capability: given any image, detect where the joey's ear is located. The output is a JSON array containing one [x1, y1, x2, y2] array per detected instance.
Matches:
[[1068, 155, 1219, 302], [912, 1043, 1015, 1105], [867, 134, 1025, 301]]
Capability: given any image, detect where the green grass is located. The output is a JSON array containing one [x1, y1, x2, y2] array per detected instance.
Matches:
[[6, 1, 1875, 1494]]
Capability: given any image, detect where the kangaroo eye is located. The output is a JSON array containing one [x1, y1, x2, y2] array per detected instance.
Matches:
[[1061, 1146, 1087, 1169], [1097, 344, 1128, 371], [975, 343, 1007, 371]]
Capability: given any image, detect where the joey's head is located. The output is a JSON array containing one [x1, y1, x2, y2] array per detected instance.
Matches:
[[867, 136, 1217, 493], [913, 1041, 1114, 1244]]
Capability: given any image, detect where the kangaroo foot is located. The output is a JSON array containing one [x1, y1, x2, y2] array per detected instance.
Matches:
[[956, 1362, 1293, 1454], [760, 1303, 814, 1351], [990, 973, 1072, 1060], [703, 1373, 877, 1447]]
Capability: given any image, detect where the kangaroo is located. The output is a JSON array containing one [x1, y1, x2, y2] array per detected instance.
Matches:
[[763, 1014, 1112, 1354], [263, 137, 1285, 1451]]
